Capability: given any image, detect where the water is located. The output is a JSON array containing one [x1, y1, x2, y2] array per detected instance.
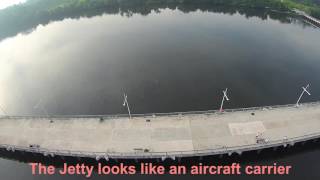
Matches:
[[0, 4, 320, 179]]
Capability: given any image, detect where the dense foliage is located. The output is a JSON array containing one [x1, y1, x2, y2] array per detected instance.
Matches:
[[283, 0, 320, 17], [0, 0, 319, 42], [2, 0, 320, 19]]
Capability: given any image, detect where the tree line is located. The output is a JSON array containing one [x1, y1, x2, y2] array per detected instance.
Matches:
[[0, 0, 319, 42]]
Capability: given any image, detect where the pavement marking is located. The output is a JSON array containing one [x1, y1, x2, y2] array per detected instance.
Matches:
[[228, 121, 266, 136]]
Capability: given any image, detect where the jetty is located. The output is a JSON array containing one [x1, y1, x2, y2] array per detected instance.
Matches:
[[0, 101, 320, 160], [294, 9, 320, 26]]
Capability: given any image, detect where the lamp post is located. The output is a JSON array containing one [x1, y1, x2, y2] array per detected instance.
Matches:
[[34, 99, 49, 117], [220, 88, 230, 112], [0, 104, 8, 116], [123, 93, 132, 119], [296, 84, 311, 107]]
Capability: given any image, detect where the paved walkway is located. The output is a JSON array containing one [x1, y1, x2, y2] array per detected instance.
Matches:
[[0, 102, 320, 159], [294, 9, 320, 25]]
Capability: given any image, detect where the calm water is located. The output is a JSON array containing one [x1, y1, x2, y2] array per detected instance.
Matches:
[[0, 5, 320, 180]]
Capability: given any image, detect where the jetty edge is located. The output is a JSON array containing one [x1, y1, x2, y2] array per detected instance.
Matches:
[[0, 102, 320, 160]]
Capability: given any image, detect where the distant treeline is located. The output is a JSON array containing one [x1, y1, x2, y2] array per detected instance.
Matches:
[[285, 0, 320, 17], [0, 0, 319, 41], [10, 0, 318, 15]]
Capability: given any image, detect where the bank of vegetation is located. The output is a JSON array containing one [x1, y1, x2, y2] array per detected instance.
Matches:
[[284, 0, 320, 17], [7, 0, 318, 17], [0, 0, 319, 15], [0, 0, 319, 41]]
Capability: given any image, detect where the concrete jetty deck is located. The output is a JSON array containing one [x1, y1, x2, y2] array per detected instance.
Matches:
[[293, 9, 320, 26], [0, 102, 320, 160]]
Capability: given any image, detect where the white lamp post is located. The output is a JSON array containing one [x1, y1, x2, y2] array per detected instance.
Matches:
[[220, 88, 230, 112], [123, 93, 132, 119], [296, 84, 311, 107], [0, 104, 8, 116], [34, 99, 49, 117]]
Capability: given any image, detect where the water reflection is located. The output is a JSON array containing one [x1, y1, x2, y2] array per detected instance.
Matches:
[[0, 7, 319, 116], [0, 4, 320, 180], [0, 3, 314, 42]]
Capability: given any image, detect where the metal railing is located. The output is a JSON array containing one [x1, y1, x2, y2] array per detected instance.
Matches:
[[1, 131, 320, 159], [0, 101, 319, 159], [294, 9, 320, 25], [0, 101, 319, 120]]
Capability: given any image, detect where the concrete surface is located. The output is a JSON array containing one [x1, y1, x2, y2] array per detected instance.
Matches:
[[0, 102, 320, 159]]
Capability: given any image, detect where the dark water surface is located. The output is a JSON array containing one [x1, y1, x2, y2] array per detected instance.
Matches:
[[0, 5, 320, 180]]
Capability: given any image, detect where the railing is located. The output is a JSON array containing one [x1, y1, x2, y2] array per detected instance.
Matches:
[[293, 9, 320, 25], [1, 131, 320, 159], [0, 101, 319, 159], [0, 101, 319, 120]]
